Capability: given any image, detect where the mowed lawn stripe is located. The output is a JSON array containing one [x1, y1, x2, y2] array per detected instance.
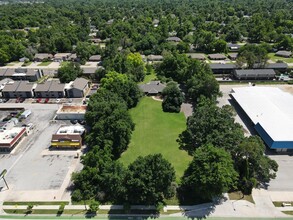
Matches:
[[120, 97, 192, 181]]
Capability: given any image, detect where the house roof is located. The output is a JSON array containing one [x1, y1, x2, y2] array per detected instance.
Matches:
[[275, 51, 292, 57], [51, 134, 82, 142], [227, 43, 240, 49], [54, 53, 72, 59], [147, 55, 163, 61], [209, 64, 236, 69], [2, 81, 34, 92], [139, 81, 166, 93], [186, 53, 206, 60], [166, 36, 181, 42], [81, 67, 98, 74], [89, 55, 101, 61], [235, 69, 275, 78], [34, 53, 53, 60], [35, 80, 65, 92], [71, 78, 89, 91], [228, 53, 238, 59], [208, 54, 227, 60], [265, 63, 288, 69]]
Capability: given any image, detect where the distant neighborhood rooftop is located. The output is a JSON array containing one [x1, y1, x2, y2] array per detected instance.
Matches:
[[139, 81, 166, 95]]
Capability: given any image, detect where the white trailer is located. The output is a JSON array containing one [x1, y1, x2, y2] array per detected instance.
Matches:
[[20, 110, 32, 119]]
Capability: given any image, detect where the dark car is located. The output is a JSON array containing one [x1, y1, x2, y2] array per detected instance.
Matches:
[[78, 120, 86, 125], [3, 99, 9, 103], [70, 119, 78, 124]]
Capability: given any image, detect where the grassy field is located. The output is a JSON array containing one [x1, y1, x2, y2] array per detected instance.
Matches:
[[37, 61, 52, 66], [140, 72, 157, 84], [120, 97, 192, 181], [268, 53, 293, 63]]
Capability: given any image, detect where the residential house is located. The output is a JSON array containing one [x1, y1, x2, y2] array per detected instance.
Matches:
[[34, 80, 65, 98], [2, 68, 43, 82], [227, 43, 241, 51], [186, 53, 206, 60], [2, 81, 35, 98], [209, 64, 236, 74], [88, 55, 101, 62], [234, 69, 275, 80], [66, 78, 90, 98], [166, 36, 181, 43], [139, 81, 166, 95], [228, 53, 238, 60], [275, 51, 292, 58], [147, 55, 163, 62], [53, 53, 72, 62], [34, 53, 53, 62], [208, 54, 227, 60]]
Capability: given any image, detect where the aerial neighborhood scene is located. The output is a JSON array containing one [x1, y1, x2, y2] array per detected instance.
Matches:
[[0, 0, 292, 219]]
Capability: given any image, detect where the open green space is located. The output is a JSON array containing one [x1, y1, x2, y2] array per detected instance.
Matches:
[[273, 201, 293, 207], [140, 72, 157, 84], [268, 53, 293, 63], [120, 97, 191, 181], [37, 61, 52, 66]]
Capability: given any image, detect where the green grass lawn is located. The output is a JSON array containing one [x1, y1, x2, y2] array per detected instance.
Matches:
[[268, 53, 293, 63], [37, 61, 52, 66], [140, 72, 157, 84], [120, 97, 192, 181]]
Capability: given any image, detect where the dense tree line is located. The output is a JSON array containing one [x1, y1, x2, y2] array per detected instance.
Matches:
[[0, 0, 292, 64]]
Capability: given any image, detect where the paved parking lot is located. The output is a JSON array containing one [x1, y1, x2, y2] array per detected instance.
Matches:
[[0, 103, 82, 201]]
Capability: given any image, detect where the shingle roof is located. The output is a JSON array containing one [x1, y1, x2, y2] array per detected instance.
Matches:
[[72, 78, 89, 90], [209, 64, 236, 69], [139, 81, 166, 94], [275, 51, 292, 57], [34, 80, 65, 92], [51, 134, 81, 142], [81, 67, 98, 74], [147, 55, 163, 61], [54, 53, 72, 59], [186, 53, 206, 60], [208, 54, 227, 59], [228, 53, 238, 59], [2, 81, 34, 92], [34, 53, 53, 60], [166, 37, 181, 42], [89, 55, 101, 61], [235, 69, 275, 78]]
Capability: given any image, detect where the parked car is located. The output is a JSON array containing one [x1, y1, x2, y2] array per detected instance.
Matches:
[[36, 98, 42, 103], [70, 119, 78, 124], [3, 99, 9, 103], [44, 98, 49, 103], [78, 120, 86, 125], [55, 98, 61, 103], [19, 98, 25, 103]]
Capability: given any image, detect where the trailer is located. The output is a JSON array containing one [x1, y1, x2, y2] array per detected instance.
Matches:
[[20, 110, 31, 119]]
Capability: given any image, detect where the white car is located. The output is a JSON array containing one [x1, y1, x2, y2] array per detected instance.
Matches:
[[55, 99, 61, 103]]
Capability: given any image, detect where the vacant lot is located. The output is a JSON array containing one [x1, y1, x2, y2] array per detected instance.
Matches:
[[120, 97, 192, 181]]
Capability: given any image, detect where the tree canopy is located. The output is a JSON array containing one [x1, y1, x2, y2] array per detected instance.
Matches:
[[162, 81, 184, 113], [179, 145, 238, 204], [57, 62, 82, 83]]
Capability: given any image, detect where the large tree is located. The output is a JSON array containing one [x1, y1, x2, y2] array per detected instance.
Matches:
[[125, 154, 176, 206], [85, 90, 134, 158], [72, 147, 127, 203], [178, 98, 244, 155], [100, 71, 141, 109], [234, 136, 278, 194], [57, 62, 82, 83], [162, 81, 184, 113], [179, 145, 238, 204], [125, 52, 146, 82]]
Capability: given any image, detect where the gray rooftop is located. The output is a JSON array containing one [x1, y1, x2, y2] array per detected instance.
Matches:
[[34, 53, 53, 60], [2, 81, 34, 92], [139, 81, 166, 94], [71, 78, 89, 90], [34, 80, 65, 92], [209, 64, 236, 69], [166, 37, 181, 42], [208, 54, 227, 60], [186, 53, 206, 60], [235, 69, 275, 78], [275, 51, 292, 57], [147, 55, 163, 61], [89, 55, 101, 61]]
